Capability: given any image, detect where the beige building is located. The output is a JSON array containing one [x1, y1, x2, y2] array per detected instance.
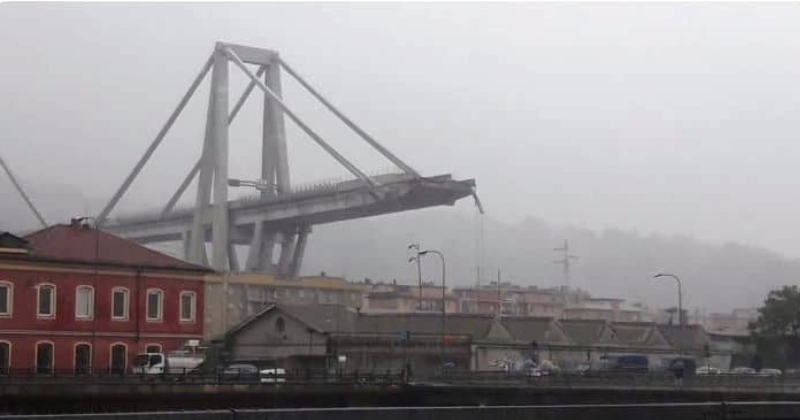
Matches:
[[204, 273, 370, 339], [453, 284, 585, 318], [702, 308, 758, 334], [563, 298, 653, 323], [365, 282, 459, 314]]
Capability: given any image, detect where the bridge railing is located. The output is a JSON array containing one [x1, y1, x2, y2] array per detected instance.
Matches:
[[0, 367, 408, 386], [1, 367, 799, 390]]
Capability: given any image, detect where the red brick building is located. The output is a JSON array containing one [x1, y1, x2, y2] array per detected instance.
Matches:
[[0, 220, 211, 374]]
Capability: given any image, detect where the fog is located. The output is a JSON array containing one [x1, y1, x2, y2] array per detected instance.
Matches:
[[2, 3, 800, 310]]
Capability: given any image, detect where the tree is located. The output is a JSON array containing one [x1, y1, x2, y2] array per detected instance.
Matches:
[[749, 285, 800, 368]]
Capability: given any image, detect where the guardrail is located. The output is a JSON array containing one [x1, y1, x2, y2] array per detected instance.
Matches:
[[1, 367, 799, 391]]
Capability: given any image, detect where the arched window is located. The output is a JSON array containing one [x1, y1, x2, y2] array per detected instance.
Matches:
[[275, 317, 286, 334], [145, 343, 162, 354], [146, 289, 163, 321], [109, 343, 127, 375], [74, 343, 92, 374], [75, 286, 94, 319], [0, 341, 10, 375], [111, 287, 130, 320], [35, 341, 54, 374], [179, 291, 196, 322], [37, 283, 56, 318], [0, 281, 13, 317]]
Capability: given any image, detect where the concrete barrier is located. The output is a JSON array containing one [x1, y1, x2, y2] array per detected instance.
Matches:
[[5, 403, 800, 420]]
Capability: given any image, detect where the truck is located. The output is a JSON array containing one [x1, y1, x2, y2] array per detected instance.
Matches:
[[131, 352, 204, 376]]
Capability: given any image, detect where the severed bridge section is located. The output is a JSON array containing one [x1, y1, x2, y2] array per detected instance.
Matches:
[[98, 42, 480, 277]]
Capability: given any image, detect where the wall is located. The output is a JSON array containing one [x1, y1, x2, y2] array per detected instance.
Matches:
[[204, 274, 367, 339], [0, 263, 204, 371], [227, 309, 328, 368], [7, 403, 800, 420]]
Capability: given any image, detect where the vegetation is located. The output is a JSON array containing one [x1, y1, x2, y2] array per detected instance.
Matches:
[[749, 285, 800, 369]]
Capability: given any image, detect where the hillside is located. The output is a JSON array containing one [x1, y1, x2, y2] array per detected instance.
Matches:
[[1, 181, 790, 312]]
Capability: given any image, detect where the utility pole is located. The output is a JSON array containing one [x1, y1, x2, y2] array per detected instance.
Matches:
[[553, 240, 579, 304], [496, 269, 502, 318], [408, 244, 422, 310]]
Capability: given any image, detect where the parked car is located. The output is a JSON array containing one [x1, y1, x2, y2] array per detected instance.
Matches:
[[696, 365, 722, 375], [260, 368, 287, 384], [729, 367, 757, 375], [219, 363, 260, 382], [759, 368, 782, 377], [599, 353, 649, 374]]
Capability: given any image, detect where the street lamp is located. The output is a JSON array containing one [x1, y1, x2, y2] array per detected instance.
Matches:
[[654, 273, 683, 356], [417, 249, 446, 366], [407, 244, 422, 310]]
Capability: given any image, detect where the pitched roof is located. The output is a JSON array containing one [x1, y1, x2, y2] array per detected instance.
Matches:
[[559, 319, 614, 346], [500, 316, 569, 344], [0, 232, 28, 250], [22, 224, 210, 272], [354, 313, 509, 341], [656, 324, 710, 351], [226, 305, 509, 341], [610, 322, 670, 349]]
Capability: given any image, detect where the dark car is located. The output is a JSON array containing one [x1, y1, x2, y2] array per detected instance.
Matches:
[[599, 353, 649, 373], [218, 363, 260, 382]]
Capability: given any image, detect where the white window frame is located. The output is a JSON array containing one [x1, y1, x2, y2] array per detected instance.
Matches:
[[0, 281, 12, 317], [146, 288, 163, 322], [179, 291, 196, 322], [0, 340, 11, 373], [111, 287, 130, 321], [36, 283, 56, 319], [108, 342, 128, 371], [75, 285, 94, 320], [35, 340, 55, 373], [73, 342, 92, 372], [144, 343, 162, 354]]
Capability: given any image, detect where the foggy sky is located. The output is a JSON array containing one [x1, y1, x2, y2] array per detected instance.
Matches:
[[2, 2, 800, 260]]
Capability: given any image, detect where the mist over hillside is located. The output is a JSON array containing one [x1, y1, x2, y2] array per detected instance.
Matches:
[[303, 208, 788, 313], [1, 181, 788, 312]]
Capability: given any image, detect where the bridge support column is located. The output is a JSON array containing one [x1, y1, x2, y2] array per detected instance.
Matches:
[[289, 225, 310, 278], [277, 229, 297, 278], [189, 43, 231, 271]]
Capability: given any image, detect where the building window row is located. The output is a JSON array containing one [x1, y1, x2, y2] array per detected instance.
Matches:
[[0, 341, 160, 374], [0, 282, 196, 323]]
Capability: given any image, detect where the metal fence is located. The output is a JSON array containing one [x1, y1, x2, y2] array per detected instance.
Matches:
[[5, 403, 800, 420], [2, 367, 800, 391]]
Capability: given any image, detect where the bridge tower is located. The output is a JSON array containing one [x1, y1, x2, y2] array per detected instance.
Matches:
[[97, 42, 476, 277]]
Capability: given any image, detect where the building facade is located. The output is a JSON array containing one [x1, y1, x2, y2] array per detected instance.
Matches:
[[0, 222, 210, 374], [204, 273, 370, 339]]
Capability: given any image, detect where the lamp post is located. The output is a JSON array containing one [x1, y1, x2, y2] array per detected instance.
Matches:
[[417, 249, 446, 367], [408, 244, 422, 310], [654, 273, 683, 356], [74, 216, 100, 374]]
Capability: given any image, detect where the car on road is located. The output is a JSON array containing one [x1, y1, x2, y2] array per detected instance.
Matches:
[[696, 365, 721, 375], [260, 368, 287, 384], [729, 367, 757, 375], [219, 363, 260, 382], [759, 368, 782, 377]]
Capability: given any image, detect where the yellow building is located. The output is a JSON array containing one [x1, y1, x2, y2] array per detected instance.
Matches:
[[204, 273, 370, 339]]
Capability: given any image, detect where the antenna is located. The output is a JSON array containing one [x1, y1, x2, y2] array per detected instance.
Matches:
[[553, 239, 579, 300]]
